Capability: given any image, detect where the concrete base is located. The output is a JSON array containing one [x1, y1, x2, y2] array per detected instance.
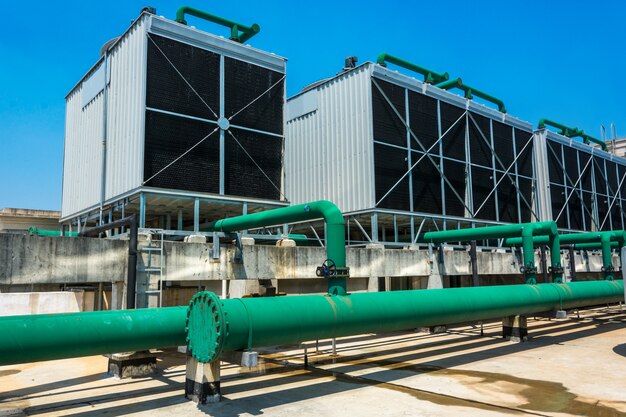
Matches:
[[502, 315, 528, 342], [417, 325, 447, 334], [185, 356, 220, 404], [221, 350, 258, 368], [555, 310, 568, 320], [106, 351, 157, 378]]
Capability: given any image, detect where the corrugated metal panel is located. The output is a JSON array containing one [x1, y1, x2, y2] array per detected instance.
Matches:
[[61, 86, 104, 217], [285, 66, 374, 212], [105, 16, 146, 200]]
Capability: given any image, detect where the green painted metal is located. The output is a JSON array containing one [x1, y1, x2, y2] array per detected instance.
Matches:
[[204, 201, 348, 295], [437, 79, 506, 113], [435, 77, 463, 90], [28, 227, 77, 237], [419, 222, 559, 283], [376, 53, 449, 84], [1, 281, 623, 366], [575, 242, 619, 249], [538, 118, 608, 151], [0, 306, 187, 365], [175, 6, 260, 43], [506, 231, 626, 280], [188, 280, 624, 362]]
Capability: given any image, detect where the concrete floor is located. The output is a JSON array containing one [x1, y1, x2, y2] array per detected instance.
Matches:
[[1, 306, 626, 416]]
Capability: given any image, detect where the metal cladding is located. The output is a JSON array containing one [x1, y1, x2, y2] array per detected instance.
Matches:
[[285, 62, 626, 234], [1, 281, 623, 366], [62, 11, 286, 221]]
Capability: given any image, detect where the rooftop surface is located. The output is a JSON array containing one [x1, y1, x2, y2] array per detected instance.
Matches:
[[1, 306, 625, 416]]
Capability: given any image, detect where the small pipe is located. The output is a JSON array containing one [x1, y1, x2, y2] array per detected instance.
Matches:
[[470, 240, 479, 286], [28, 227, 77, 237], [205, 201, 348, 296], [80, 215, 138, 309], [175, 6, 260, 43], [419, 222, 558, 284], [376, 53, 449, 85], [438, 80, 506, 113], [538, 119, 608, 151]]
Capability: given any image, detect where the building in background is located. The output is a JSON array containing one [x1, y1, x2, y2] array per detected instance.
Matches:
[[0, 208, 60, 234]]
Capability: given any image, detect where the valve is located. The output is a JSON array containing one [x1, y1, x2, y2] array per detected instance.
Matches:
[[316, 259, 350, 279], [316, 259, 337, 278]]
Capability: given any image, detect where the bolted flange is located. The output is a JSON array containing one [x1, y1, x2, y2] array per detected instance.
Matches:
[[186, 292, 227, 363]]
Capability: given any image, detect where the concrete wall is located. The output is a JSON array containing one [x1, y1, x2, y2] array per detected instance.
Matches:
[[0, 234, 617, 309], [0, 291, 95, 316]]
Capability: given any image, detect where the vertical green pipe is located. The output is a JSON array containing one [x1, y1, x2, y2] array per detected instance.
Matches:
[[204, 201, 347, 295], [549, 234, 563, 283], [521, 227, 537, 284], [601, 234, 615, 280]]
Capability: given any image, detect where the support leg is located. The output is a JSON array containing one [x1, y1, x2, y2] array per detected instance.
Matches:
[[502, 315, 528, 342], [185, 356, 221, 404]]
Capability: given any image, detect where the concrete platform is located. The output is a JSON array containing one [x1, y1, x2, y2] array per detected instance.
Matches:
[[1, 306, 626, 416]]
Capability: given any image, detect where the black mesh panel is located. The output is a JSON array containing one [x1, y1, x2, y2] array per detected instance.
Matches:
[[224, 58, 284, 134], [594, 160, 607, 194], [582, 191, 595, 230], [224, 128, 283, 200], [372, 79, 406, 147], [408, 90, 439, 151], [443, 159, 466, 216], [550, 185, 567, 228], [146, 34, 220, 120], [497, 173, 518, 223], [547, 141, 564, 185], [568, 189, 584, 231], [412, 151, 442, 214], [518, 177, 533, 222], [144, 110, 219, 193], [580, 151, 593, 191], [440, 102, 466, 161], [515, 129, 533, 177], [493, 121, 514, 168], [469, 113, 492, 168], [597, 195, 610, 231], [562, 145, 579, 185], [375, 143, 410, 210], [472, 166, 496, 220]]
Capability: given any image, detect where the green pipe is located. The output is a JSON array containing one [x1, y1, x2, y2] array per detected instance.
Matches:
[[28, 227, 77, 237], [575, 242, 619, 250], [377, 53, 449, 84], [506, 231, 626, 280], [438, 80, 506, 113], [175, 6, 260, 43], [420, 222, 559, 283], [1, 281, 622, 366], [0, 306, 187, 365], [538, 119, 608, 151], [204, 201, 348, 296], [435, 77, 463, 90]]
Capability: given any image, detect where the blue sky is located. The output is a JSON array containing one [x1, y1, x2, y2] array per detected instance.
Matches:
[[1, 0, 624, 210]]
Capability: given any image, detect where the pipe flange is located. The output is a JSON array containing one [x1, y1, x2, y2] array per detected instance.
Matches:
[[186, 292, 226, 363]]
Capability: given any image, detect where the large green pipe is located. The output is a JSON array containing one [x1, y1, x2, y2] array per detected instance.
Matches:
[[419, 222, 560, 283], [0, 307, 187, 365], [204, 201, 348, 295], [28, 227, 77, 237], [575, 242, 619, 250], [538, 118, 608, 151], [1, 281, 622, 366], [377, 53, 449, 84], [506, 231, 626, 280], [175, 6, 260, 43]]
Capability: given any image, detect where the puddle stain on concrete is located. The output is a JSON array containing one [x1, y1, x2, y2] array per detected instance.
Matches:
[[0, 370, 20, 378], [275, 352, 626, 417]]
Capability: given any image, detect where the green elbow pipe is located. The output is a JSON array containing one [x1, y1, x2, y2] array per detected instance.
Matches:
[[377, 53, 449, 84], [205, 201, 347, 296], [175, 6, 260, 43], [1, 281, 623, 366], [420, 222, 557, 284], [28, 227, 77, 237], [581, 133, 609, 152], [437, 79, 506, 113]]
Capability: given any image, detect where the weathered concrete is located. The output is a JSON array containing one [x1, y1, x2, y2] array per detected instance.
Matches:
[[1, 234, 616, 300], [0, 291, 95, 316]]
